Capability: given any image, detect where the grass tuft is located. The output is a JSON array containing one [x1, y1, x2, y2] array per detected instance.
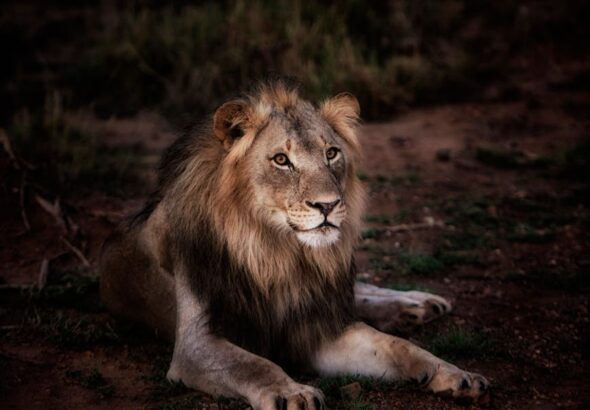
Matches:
[[398, 253, 444, 275], [9, 95, 144, 196], [425, 328, 495, 360], [66, 368, 115, 398]]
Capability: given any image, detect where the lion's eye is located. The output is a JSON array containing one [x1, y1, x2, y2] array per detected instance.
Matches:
[[272, 153, 291, 167], [326, 147, 340, 161]]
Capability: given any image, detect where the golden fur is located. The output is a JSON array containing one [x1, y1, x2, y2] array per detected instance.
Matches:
[[100, 80, 489, 409], [101, 80, 366, 363]]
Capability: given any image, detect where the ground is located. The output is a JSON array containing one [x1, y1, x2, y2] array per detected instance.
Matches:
[[1, 66, 589, 409]]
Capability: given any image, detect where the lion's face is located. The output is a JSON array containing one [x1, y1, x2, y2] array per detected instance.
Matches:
[[247, 108, 349, 248], [213, 86, 362, 249]]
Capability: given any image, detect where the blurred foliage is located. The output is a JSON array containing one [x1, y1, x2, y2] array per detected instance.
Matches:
[[69, 0, 486, 121], [3, 0, 588, 124], [8, 91, 144, 195]]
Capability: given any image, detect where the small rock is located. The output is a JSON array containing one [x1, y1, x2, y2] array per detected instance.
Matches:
[[340, 382, 362, 400]]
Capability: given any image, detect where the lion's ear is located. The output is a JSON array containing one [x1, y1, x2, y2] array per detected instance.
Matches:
[[319, 92, 361, 153], [213, 100, 249, 150]]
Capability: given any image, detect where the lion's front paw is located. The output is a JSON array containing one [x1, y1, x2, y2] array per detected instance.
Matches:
[[253, 382, 325, 410], [366, 291, 452, 334], [403, 291, 452, 322], [427, 363, 489, 401]]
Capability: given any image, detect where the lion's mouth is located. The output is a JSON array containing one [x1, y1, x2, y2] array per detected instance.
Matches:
[[291, 219, 339, 232]]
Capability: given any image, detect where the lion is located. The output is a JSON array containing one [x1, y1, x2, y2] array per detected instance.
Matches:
[[99, 80, 488, 409]]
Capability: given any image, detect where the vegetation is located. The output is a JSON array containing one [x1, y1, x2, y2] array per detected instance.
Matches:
[[314, 375, 391, 410], [66, 368, 115, 398], [424, 328, 495, 361], [8, 94, 144, 196]]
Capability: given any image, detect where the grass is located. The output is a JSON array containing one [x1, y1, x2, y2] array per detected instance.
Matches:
[[398, 253, 444, 276], [61, 0, 512, 123], [368, 250, 453, 276], [424, 328, 495, 361], [66, 368, 115, 398], [8, 94, 145, 196], [361, 228, 387, 240], [36, 272, 101, 311], [42, 312, 120, 349], [365, 210, 414, 226], [151, 396, 207, 410], [314, 375, 389, 410]]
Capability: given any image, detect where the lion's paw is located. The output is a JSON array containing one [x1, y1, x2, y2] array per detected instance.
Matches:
[[366, 291, 452, 334], [253, 382, 325, 410], [402, 291, 452, 322], [427, 363, 489, 401]]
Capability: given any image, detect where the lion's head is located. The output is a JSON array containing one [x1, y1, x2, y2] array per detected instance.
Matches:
[[212, 81, 364, 249]]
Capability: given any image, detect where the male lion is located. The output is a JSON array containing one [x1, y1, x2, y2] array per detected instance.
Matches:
[[99, 80, 488, 409]]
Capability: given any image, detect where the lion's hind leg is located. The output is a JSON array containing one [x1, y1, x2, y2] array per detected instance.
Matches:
[[354, 282, 452, 334]]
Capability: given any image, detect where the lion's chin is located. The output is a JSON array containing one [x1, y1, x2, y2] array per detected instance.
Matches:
[[295, 227, 340, 248]]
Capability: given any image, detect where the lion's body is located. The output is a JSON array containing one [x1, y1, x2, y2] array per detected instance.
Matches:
[[100, 81, 488, 409]]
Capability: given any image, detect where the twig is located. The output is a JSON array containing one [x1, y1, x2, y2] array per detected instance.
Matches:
[[61, 237, 90, 267], [35, 194, 66, 232], [0, 128, 34, 169], [38, 258, 50, 290], [19, 171, 31, 231], [0, 128, 17, 165]]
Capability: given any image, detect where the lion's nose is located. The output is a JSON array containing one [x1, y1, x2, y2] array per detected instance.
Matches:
[[305, 199, 341, 216]]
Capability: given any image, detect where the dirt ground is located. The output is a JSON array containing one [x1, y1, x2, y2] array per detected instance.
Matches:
[[2, 63, 590, 409]]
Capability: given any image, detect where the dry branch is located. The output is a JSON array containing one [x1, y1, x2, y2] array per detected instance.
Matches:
[[61, 237, 90, 267]]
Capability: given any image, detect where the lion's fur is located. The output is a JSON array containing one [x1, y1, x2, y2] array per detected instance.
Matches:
[[100, 80, 365, 366]]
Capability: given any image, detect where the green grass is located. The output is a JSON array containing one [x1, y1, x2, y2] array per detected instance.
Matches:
[[62, 0, 508, 123], [9, 98, 144, 196], [314, 375, 389, 410], [424, 328, 494, 361], [364, 210, 413, 225], [398, 253, 444, 275], [66, 368, 115, 398], [361, 228, 387, 240], [368, 251, 456, 276]]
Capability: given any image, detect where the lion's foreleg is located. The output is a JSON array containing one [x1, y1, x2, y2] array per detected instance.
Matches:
[[312, 322, 488, 400], [167, 272, 325, 410], [354, 281, 452, 334]]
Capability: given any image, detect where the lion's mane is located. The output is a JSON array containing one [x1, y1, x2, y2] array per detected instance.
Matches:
[[139, 80, 365, 366]]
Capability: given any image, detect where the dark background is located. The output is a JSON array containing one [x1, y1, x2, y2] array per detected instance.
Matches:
[[1, 1, 589, 409]]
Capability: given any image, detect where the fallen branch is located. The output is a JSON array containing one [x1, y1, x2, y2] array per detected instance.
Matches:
[[35, 195, 67, 231], [0, 127, 34, 169], [19, 171, 31, 231], [38, 258, 50, 290], [61, 237, 90, 267]]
